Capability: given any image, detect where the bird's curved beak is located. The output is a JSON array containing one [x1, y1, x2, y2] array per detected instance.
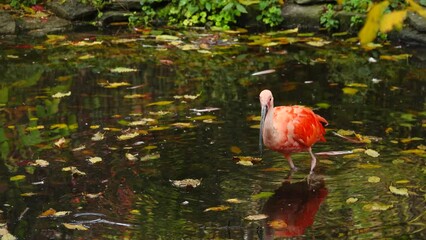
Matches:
[[259, 105, 267, 156]]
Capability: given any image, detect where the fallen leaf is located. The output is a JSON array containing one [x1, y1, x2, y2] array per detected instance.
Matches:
[[52, 91, 71, 98], [31, 159, 49, 167], [128, 118, 156, 126], [204, 205, 230, 212], [170, 178, 201, 188], [170, 122, 195, 128], [363, 202, 393, 211], [140, 153, 160, 161], [191, 115, 216, 121], [226, 198, 243, 204], [251, 69, 276, 76], [10, 175, 26, 181], [72, 145, 86, 151], [365, 149, 380, 157], [87, 156, 102, 164], [53, 211, 71, 217], [368, 176, 381, 183], [38, 208, 56, 218], [117, 132, 139, 141], [62, 166, 86, 176], [21, 192, 39, 197], [346, 197, 358, 204], [342, 87, 358, 95], [146, 101, 174, 107], [230, 146, 242, 154], [237, 160, 253, 166], [389, 185, 409, 196], [91, 132, 105, 141], [125, 153, 138, 161], [306, 40, 331, 47], [395, 180, 410, 184], [251, 191, 274, 200], [357, 163, 381, 169], [54, 137, 67, 148], [110, 67, 138, 73], [98, 81, 131, 88], [244, 214, 268, 221], [85, 192, 103, 198], [62, 223, 88, 230], [26, 125, 44, 131], [336, 129, 355, 136], [268, 219, 288, 229], [124, 94, 148, 99]]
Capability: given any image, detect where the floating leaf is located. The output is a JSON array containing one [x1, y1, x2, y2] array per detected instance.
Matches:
[[155, 35, 180, 41], [268, 220, 288, 229], [38, 208, 56, 218], [244, 214, 268, 221], [226, 198, 243, 204], [251, 69, 276, 76], [98, 81, 131, 88], [395, 180, 410, 184], [252, 191, 274, 200], [31, 159, 49, 167], [204, 205, 230, 212], [230, 146, 242, 154], [91, 132, 105, 141], [146, 101, 174, 107], [191, 115, 217, 121], [125, 153, 138, 161], [346, 83, 368, 88], [316, 102, 330, 109], [128, 118, 156, 126], [389, 185, 409, 196], [368, 176, 381, 183], [110, 67, 138, 73], [140, 153, 160, 161], [124, 94, 149, 99], [62, 166, 86, 176], [171, 178, 201, 188], [170, 122, 195, 128], [10, 175, 26, 182], [173, 93, 201, 100], [62, 223, 88, 231], [117, 132, 139, 141], [319, 159, 334, 165], [346, 197, 358, 204], [87, 156, 102, 164], [54, 137, 67, 148], [401, 149, 425, 155], [72, 145, 85, 152], [237, 160, 253, 166], [363, 202, 393, 211], [148, 126, 170, 131], [342, 87, 359, 95], [337, 129, 355, 136], [52, 91, 71, 98], [365, 149, 380, 157], [357, 163, 381, 169], [26, 125, 44, 131], [380, 53, 412, 61], [21, 192, 39, 197], [53, 211, 71, 217], [306, 40, 331, 47]]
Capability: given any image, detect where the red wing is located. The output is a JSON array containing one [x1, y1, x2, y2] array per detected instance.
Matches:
[[290, 107, 327, 147]]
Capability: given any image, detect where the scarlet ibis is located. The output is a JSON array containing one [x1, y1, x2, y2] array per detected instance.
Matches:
[[259, 90, 328, 173]]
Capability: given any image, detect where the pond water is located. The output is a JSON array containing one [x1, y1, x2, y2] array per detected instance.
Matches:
[[0, 30, 425, 239]]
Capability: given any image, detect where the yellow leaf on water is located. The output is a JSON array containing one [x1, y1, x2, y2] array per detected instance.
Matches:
[[171, 178, 201, 188], [342, 87, 359, 95], [140, 153, 160, 161], [10, 175, 26, 182], [230, 146, 242, 154], [126, 153, 138, 161], [21, 192, 39, 197], [400, 149, 425, 155], [38, 208, 56, 218], [204, 205, 230, 212], [244, 214, 268, 221], [319, 159, 334, 165], [395, 179, 410, 184], [62, 166, 86, 176], [53, 211, 71, 217], [306, 40, 331, 47], [346, 83, 368, 88], [52, 91, 71, 98], [363, 202, 392, 211], [357, 163, 381, 169], [130, 209, 141, 215], [268, 219, 288, 229], [365, 149, 380, 157], [91, 132, 105, 141], [117, 132, 139, 141], [337, 129, 355, 136], [170, 122, 195, 128], [110, 67, 138, 73], [379, 10, 407, 33], [191, 115, 216, 121], [62, 223, 88, 231], [31, 159, 49, 167], [226, 198, 243, 204], [146, 101, 174, 107], [98, 81, 131, 88], [78, 54, 94, 60], [346, 197, 358, 204], [389, 185, 409, 196], [237, 160, 253, 166], [380, 54, 412, 61], [368, 176, 381, 183], [26, 125, 44, 131], [358, 1, 390, 45], [87, 156, 102, 164], [54, 137, 67, 148], [50, 123, 68, 129]]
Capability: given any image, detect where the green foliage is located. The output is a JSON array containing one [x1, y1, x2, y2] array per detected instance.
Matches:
[[343, 0, 372, 13], [130, 0, 283, 29], [256, 0, 284, 27], [9, 0, 37, 9], [320, 4, 339, 31]]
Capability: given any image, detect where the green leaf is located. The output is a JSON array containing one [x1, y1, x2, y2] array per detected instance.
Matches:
[[251, 191, 274, 200], [10, 175, 26, 182], [236, 3, 248, 13]]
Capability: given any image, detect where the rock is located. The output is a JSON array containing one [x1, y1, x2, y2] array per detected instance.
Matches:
[[98, 11, 130, 27], [0, 11, 16, 35], [17, 16, 72, 37], [294, 0, 334, 5], [108, 0, 141, 11], [281, 3, 325, 31], [46, 0, 97, 21], [407, 12, 426, 33], [392, 27, 426, 46]]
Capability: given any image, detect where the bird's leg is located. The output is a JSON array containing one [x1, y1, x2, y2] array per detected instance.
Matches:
[[308, 147, 317, 174], [285, 154, 298, 171]]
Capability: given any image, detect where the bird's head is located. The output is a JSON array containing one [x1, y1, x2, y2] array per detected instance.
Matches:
[[259, 89, 274, 156]]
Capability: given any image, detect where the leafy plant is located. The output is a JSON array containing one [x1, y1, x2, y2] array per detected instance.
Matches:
[[320, 4, 339, 31], [256, 0, 284, 27]]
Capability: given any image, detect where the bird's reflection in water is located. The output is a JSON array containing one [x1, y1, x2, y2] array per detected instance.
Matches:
[[262, 174, 328, 239]]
